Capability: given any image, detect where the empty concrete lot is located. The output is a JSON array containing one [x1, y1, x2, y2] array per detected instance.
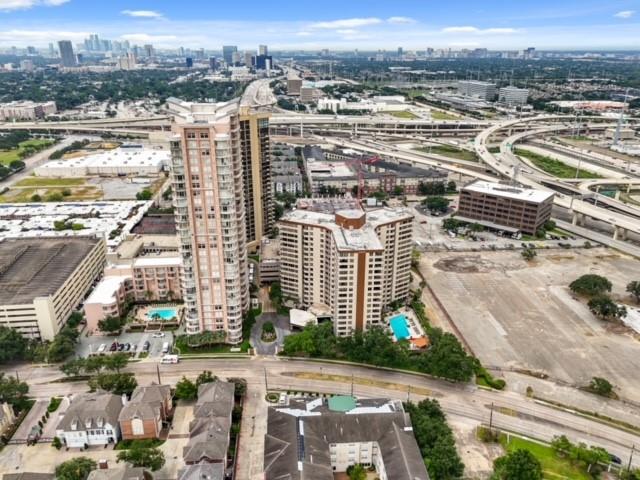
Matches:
[[420, 247, 640, 398]]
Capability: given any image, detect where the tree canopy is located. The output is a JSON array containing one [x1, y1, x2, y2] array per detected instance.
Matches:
[[0, 326, 28, 363], [492, 449, 542, 480], [175, 376, 198, 400], [569, 274, 612, 297], [627, 281, 640, 303], [587, 296, 627, 321], [117, 443, 165, 471], [55, 457, 97, 480]]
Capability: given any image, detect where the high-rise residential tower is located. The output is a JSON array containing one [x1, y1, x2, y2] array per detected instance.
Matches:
[[57, 40, 76, 67], [167, 87, 274, 341], [222, 45, 237, 65], [278, 202, 414, 336], [168, 98, 250, 341]]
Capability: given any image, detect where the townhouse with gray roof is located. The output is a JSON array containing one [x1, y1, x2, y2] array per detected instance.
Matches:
[[56, 392, 123, 448]]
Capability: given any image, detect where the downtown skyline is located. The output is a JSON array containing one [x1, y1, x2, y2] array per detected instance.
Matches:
[[0, 0, 638, 50]]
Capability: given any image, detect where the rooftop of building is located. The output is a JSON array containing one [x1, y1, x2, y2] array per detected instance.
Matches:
[[57, 391, 123, 432], [462, 180, 555, 203], [295, 197, 360, 214], [84, 275, 129, 305], [114, 235, 179, 260], [264, 397, 429, 480], [178, 464, 224, 480], [37, 147, 169, 172], [0, 236, 101, 305], [280, 205, 413, 252], [86, 467, 147, 480], [0, 201, 151, 250]]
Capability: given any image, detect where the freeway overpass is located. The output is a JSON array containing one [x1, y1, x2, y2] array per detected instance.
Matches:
[[475, 115, 640, 240]]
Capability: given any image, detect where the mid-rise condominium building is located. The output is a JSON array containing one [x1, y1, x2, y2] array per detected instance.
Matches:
[[457, 180, 555, 235], [279, 203, 413, 336], [57, 40, 77, 67], [457, 80, 496, 101]]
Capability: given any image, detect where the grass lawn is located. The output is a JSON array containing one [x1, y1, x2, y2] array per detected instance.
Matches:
[[383, 110, 419, 119], [15, 177, 86, 187], [514, 148, 602, 179], [0, 185, 101, 203], [431, 110, 460, 120], [0, 139, 54, 165], [500, 434, 591, 480], [417, 144, 479, 162]]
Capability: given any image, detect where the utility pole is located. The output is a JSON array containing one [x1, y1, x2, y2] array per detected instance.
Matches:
[[489, 402, 494, 430], [350, 374, 354, 396], [156, 364, 161, 385], [406, 385, 411, 403], [264, 368, 269, 391], [15, 370, 19, 382], [627, 444, 635, 474]]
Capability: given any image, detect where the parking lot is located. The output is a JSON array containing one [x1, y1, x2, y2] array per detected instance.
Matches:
[[76, 330, 175, 359], [420, 247, 640, 399]]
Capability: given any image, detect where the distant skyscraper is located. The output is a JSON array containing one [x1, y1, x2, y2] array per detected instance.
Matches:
[[222, 45, 237, 65], [254, 54, 272, 70], [244, 51, 254, 67], [26, 46, 36, 55], [209, 57, 217, 71], [185, 57, 193, 68], [57, 40, 77, 67], [144, 44, 154, 57], [397, 46, 403, 58], [48, 43, 55, 57], [259, 44, 268, 56], [178, 46, 185, 57]]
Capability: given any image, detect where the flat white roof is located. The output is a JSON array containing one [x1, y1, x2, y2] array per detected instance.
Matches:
[[37, 147, 169, 171], [85, 275, 129, 305], [463, 180, 554, 204], [133, 256, 182, 267]]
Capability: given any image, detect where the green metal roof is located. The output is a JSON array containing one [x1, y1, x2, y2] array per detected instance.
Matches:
[[328, 395, 357, 412]]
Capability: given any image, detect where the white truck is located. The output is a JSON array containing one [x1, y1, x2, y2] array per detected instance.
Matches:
[[160, 354, 179, 364]]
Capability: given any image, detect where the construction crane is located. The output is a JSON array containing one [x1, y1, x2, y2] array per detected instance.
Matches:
[[346, 155, 380, 204]]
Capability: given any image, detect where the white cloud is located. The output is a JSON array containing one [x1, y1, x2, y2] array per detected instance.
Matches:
[[121, 9, 163, 19], [614, 10, 635, 18], [308, 17, 382, 29], [295, 31, 312, 36], [387, 16, 416, 24], [0, 0, 68, 11], [442, 26, 518, 35], [336, 29, 359, 35], [120, 33, 177, 43]]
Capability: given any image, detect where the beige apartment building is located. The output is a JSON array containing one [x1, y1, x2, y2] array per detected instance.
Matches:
[[279, 204, 413, 336], [0, 237, 105, 340]]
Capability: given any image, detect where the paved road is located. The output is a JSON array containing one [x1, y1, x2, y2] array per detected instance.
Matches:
[[6, 357, 640, 473], [250, 312, 289, 355]]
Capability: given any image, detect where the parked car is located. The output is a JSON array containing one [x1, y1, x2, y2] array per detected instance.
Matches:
[[152, 332, 165, 338], [97, 344, 106, 354], [124, 343, 131, 352], [110, 342, 118, 352], [143, 341, 151, 352], [118, 343, 125, 351]]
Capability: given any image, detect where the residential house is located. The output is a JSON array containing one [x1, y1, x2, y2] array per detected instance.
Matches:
[[3, 474, 54, 480], [183, 381, 234, 465], [119, 384, 172, 440], [177, 464, 224, 480], [87, 466, 149, 480], [56, 392, 123, 448]]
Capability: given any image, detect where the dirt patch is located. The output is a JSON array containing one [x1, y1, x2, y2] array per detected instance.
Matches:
[[433, 255, 525, 273]]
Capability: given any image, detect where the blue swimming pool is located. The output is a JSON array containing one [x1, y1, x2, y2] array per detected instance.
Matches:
[[147, 308, 179, 321], [390, 314, 410, 340]]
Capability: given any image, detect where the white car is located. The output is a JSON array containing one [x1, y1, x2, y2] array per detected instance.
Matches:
[[152, 332, 165, 338]]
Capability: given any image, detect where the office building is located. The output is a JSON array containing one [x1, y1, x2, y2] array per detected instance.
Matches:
[[57, 40, 76, 67], [279, 203, 413, 336], [19, 60, 34, 72], [264, 396, 429, 480], [222, 45, 237, 65], [255, 54, 272, 70], [259, 44, 268, 56], [244, 51, 254, 67], [457, 80, 496, 100], [0, 237, 105, 340], [185, 57, 193, 68], [0, 101, 57, 121], [457, 180, 555, 235], [498, 86, 529, 106], [143, 44, 154, 57], [116, 53, 137, 70], [286, 76, 302, 95], [208, 56, 217, 71]]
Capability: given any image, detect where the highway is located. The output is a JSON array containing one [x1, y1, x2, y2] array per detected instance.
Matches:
[[6, 357, 640, 471]]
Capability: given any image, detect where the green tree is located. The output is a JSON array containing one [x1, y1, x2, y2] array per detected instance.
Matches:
[[55, 457, 97, 480], [551, 435, 572, 456], [442, 218, 461, 231], [544, 220, 557, 231], [423, 196, 451, 213], [393, 185, 404, 197], [136, 189, 153, 200], [46, 336, 76, 362], [521, 248, 537, 261], [588, 295, 627, 321], [117, 444, 165, 471], [46, 191, 64, 202], [626, 281, 640, 303], [569, 274, 612, 297], [0, 373, 29, 408], [9, 160, 25, 170], [492, 449, 542, 480], [89, 373, 137, 396], [418, 330, 475, 382], [103, 352, 129, 373], [174, 376, 198, 400], [0, 326, 27, 363], [589, 377, 614, 397], [30, 193, 42, 202], [195, 370, 217, 387], [346, 464, 366, 480], [60, 358, 85, 377], [98, 315, 123, 334]]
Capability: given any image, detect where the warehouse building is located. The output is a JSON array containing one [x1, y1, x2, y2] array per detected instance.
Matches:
[[457, 180, 554, 235], [34, 146, 169, 177], [0, 236, 106, 340]]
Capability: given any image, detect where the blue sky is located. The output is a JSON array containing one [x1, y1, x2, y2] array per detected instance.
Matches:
[[0, 0, 639, 50]]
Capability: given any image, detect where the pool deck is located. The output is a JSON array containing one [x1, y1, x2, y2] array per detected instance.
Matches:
[[386, 307, 428, 348], [135, 303, 184, 324]]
